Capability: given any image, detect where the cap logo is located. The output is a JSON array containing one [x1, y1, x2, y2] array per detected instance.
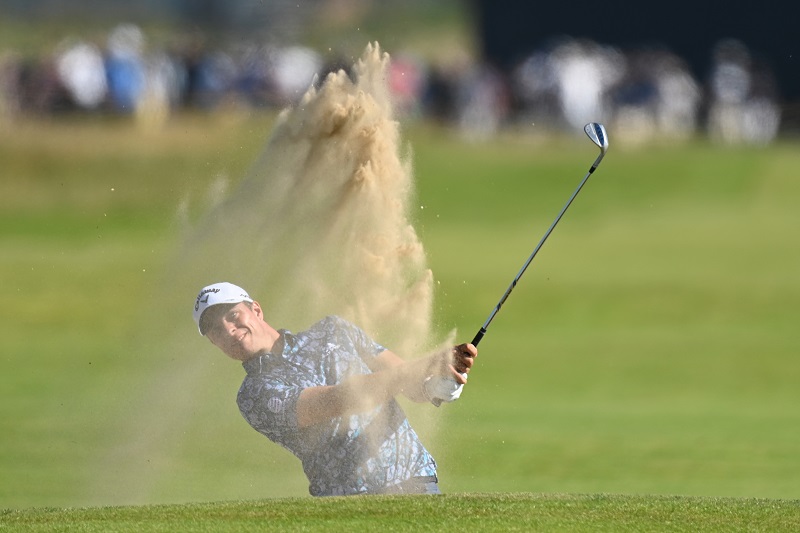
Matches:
[[195, 287, 220, 312]]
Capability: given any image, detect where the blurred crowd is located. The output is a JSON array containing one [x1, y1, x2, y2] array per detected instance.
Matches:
[[0, 23, 784, 144]]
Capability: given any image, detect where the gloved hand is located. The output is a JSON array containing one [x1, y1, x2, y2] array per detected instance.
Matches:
[[424, 373, 467, 406]]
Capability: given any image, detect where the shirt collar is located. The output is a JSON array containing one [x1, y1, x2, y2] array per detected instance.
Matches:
[[242, 329, 290, 374]]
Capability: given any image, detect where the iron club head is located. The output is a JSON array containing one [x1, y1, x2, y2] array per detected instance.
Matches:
[[584, 122, 609, 171]]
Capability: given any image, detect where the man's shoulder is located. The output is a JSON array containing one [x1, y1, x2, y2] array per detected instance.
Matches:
[[303, 315, 351, 334], [292, 316, 371, 353]]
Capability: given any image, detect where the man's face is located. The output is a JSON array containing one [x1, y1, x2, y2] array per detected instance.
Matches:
[[204, 301, 270, 361]]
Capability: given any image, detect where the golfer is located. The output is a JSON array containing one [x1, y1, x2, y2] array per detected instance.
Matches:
[[193, 282, 477, 496]]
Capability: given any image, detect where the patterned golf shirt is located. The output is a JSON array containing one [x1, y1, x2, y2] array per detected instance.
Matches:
[[237, 315, 438, 496]]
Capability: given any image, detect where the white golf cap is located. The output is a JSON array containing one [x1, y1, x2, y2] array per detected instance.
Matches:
[[193, 282, 253, 335]]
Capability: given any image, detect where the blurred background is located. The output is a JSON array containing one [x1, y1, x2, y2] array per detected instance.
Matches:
[[1, 0, 798, 142], [3, 0, 799, 510]]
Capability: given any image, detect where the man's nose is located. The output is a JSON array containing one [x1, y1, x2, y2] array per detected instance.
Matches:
[[223, 320, 238, 336]]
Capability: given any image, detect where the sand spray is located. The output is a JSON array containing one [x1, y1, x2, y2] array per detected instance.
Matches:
[[92, 43, 454, 503], [182, 42, 442, 356]]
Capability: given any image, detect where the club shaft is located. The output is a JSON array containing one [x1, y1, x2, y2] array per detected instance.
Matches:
[[471, 164, 598, 347]]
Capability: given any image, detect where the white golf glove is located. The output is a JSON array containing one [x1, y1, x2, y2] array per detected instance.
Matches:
[[424, 373, 467, 406]]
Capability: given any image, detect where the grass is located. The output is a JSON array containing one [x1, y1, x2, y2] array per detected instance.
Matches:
[[3, 493, 800, 532], [1, 111, 799, 530]]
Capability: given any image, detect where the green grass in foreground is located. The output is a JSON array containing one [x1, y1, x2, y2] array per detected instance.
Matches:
[[3, 493, 799, 532]]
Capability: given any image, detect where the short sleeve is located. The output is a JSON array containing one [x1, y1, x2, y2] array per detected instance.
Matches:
[[237, 376, 307, 454]]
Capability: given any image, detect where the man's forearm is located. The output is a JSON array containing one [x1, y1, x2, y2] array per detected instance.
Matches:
[[296, 359, 429, 427], [371, 350, 431, 403]]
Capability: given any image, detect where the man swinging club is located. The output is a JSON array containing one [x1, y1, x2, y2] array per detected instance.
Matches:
[[193, 282, 477, 496]]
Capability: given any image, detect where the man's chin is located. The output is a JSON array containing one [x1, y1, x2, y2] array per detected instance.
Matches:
[[225, 347, 253, 361], [225, 349, 250, 361]]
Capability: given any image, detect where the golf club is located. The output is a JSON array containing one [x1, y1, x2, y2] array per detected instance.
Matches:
[[471, 122, 609, 347]]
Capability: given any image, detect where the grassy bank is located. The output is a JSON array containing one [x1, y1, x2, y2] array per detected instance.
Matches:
[[4, 493, 800, 532]]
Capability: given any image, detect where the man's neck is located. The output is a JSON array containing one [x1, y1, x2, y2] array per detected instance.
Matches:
[[243, 327, 282, 361]]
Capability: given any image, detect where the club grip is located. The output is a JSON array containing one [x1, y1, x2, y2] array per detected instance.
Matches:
[[471, 327, 486, 347]]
